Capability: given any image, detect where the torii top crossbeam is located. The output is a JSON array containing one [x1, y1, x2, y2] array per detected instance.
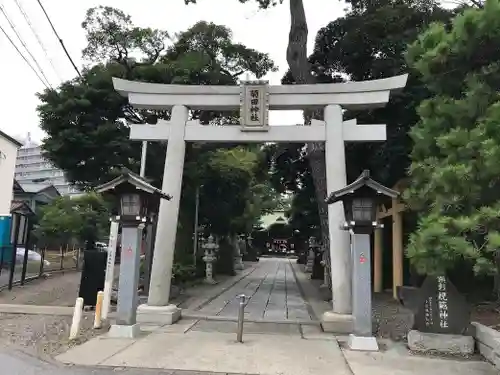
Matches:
[[112, 75, 408, 111]]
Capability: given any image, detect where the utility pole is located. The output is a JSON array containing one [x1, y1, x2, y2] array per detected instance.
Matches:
[[193, 185, 201, 266]]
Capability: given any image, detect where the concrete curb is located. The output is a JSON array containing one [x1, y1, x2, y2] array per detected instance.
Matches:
[[0, 303, 105, 319], [0, 265, 259, 318], [289, 260, 332, 321], [472, 321, 500, 369], [181, 311, 320, 325]]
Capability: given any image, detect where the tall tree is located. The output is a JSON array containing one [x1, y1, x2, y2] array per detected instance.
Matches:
[[183, 0, 452, 293], [405, 0, 500, 279], [184, 0, 336, 289], [278, 0, 452, 186], [259, 0, 451, 293], [37, 7, 279, 258]]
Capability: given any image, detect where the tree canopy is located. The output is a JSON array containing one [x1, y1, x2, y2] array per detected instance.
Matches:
[[37, 7, 281, 255], [405, 0, 500, 275], [33, 193, 109, 249], [262, 0, 453, 242]]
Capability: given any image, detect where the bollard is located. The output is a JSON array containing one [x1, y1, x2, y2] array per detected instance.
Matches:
[[236, 294, 247, 343], [69, 297, 84, 340], [94, 291, 104, 329]]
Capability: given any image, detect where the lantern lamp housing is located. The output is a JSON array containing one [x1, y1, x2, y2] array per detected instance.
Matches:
[[325, 170, 399, 233], [95, 168, 171, 224]]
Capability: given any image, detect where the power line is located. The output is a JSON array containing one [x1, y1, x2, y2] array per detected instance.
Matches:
[[13, 0, 63, 82], [0, 23, 50, 89], [36, 0, 81, 78], [0, 3, 52, 88]]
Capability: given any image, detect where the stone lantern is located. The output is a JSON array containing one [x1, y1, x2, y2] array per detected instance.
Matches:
[[233, 235, 245, 270], [326, 169, 398, 351], [327, 170, 397, 234], [202, 235, 218, 284], [305, 236, 318, 273], [96, 168, 171, 338]]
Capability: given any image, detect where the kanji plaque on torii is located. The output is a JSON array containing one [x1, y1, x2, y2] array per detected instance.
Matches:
[[240, 80, 269, 131]]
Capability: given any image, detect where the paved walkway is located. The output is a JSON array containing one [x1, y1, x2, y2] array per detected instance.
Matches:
[[54, 257, 498, 375], [193, 258, 312, 322]]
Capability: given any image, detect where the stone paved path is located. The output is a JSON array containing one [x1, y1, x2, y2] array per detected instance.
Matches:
[[195, 258, 312, 321]]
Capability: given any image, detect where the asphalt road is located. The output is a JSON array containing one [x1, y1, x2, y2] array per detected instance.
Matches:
[[0, 346, 215, 375]]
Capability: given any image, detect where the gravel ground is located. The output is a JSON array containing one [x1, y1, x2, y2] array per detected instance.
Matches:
[[0, 270, 107, 359], [0, 313, 108, 359], [373, 293, 414, 341], [0, 269, 213, 359], [0, 271, 82, 306]]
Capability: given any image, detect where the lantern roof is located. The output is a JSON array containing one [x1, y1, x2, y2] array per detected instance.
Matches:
[[325, 170, 399, 204], [10, 200, 35, 216], [95, 168, 171, 200]]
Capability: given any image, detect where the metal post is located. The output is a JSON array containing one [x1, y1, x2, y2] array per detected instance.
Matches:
[[75, 247, 80, 270], [39, 247, 46, 276], [140, 141, 148, 178], [0, 245, 4, 276], [193, 185, 200, 266], [20, 220, 32, 285], [236, 294, 247, 343], [8, 214, 20, 290]]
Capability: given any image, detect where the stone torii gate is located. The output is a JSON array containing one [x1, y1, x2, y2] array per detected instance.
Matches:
[[112, 75, 407, 329]]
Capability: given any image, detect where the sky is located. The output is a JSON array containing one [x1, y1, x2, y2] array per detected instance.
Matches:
[[0, 0, 346, 143]]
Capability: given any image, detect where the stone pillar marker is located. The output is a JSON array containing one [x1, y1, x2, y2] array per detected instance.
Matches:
[[202, 235, 218, 284], [102, 220, 119, 320], [350, 233, 375, 344], [109, 223, 144, 338], [373, 227, 383, 293]]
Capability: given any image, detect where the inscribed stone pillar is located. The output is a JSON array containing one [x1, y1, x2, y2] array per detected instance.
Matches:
[[324, 104, 352, 315], [147, 105, 188, 306]]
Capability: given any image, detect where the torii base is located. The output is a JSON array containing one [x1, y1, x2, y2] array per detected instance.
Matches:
[[348, 334, 379, 352], [137, 304, 181, 325]]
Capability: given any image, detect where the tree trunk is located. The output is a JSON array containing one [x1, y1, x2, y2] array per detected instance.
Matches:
[[494, 251, 500, 301], [286, 0, 332, 293]]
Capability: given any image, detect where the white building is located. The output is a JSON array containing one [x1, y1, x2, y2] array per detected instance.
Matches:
[[0, 130, 22, 216], [14, 134, 80, 196]]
